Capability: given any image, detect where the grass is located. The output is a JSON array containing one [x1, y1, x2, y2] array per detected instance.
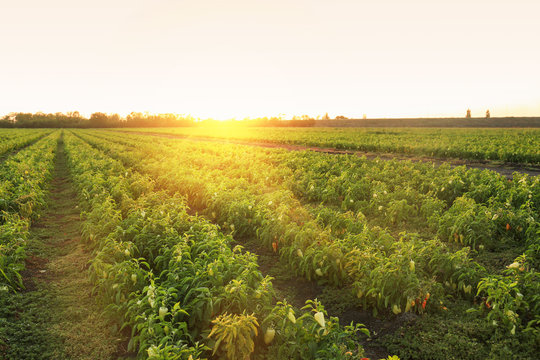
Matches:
[[0, 290, 61, 358], [377, 299, 538, 360]]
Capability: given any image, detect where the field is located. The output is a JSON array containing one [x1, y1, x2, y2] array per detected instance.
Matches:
[[0, 128, 539, 360], [119, 127, 540, 165]]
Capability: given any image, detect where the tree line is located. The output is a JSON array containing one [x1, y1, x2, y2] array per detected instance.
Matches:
[[0, 112, 316, 128]]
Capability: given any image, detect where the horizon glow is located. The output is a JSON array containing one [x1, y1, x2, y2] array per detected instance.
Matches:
[[1, 0, 539, 119]]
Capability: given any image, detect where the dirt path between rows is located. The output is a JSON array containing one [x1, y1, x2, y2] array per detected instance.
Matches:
[[115, 130, 540, 179], [2, 136, 129, 359]]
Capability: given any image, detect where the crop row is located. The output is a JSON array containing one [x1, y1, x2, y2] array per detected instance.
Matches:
[[282, 151, 540, 338], [284, 151, 539, 250], [0, 129, 52, 158], [63, 132, 372, 359], [118, 127, 540, 165], [76, 131, 484, 313], [0, 128, 45, 142], [78, 130, 539, 341], [0, 132, 58, 290]]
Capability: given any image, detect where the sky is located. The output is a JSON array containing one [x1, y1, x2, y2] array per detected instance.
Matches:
[[1, 0, 539, 119]]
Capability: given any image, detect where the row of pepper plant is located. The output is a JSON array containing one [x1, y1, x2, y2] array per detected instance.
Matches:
[[79, 129, 539, 343], [280, 150, 540, 340], [0, 130, 57, 290], [63, 131, 373, 359], [0, 129, 52, 158], [119, 127, 540, 165], [75, 131, 482, 315]]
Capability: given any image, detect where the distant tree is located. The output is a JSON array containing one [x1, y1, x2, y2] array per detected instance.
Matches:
[[14, 113, 34, 127], [466, 109, 471, 118], [67, 111, 81, 118], [109, 113, 120, 124], [126, 112, 145, 126], [89, 112, 109, 127], [322, 113, 330, 120], [485, 110, 490, 119], [0, 114, 15, 128], [363, 114, 367, 120], [335, 115, 348, 120]]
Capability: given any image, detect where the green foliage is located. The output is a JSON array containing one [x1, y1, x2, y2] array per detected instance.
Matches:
[[63, 131, 367, 358], [121, 127, 540, 165], [0, 131, 57, 290], [262, 300, 369, 360], [60, 128, 539, 358], [476, 254, 540, 337], [8, 127, 539, 359], [74, 129, 539, 322], [380, 300, 538, 360], [208, 312, 259, 360], [0, 290, 62, 359]]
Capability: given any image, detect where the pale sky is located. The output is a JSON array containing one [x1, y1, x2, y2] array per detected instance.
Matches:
[[1, 0, 539, 119]]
